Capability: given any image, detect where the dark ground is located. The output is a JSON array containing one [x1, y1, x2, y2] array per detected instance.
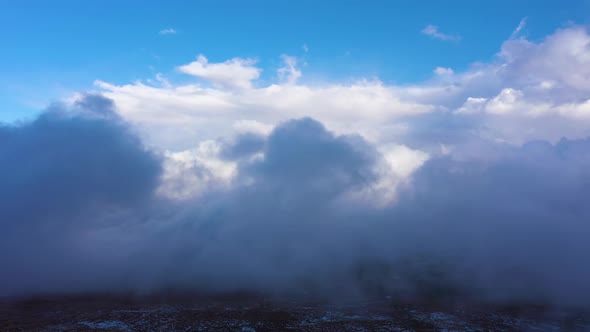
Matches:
[[1, 293, 589, 331]]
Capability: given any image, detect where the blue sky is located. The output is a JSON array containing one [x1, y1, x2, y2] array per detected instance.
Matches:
[[2, 0, 589, 122]]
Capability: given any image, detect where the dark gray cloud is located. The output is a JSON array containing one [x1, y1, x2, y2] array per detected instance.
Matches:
[[384, 138, 590, 305], [242, 118, 379, 199], [149, 119, 590, 306], [1, 100, 590, 307], [0, 95, 161, 227], [0, 94, 162, 295], [219, 132, 266, 160], [131, 118, 386, 297]]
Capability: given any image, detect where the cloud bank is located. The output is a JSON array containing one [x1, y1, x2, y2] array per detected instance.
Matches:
[[2, 93, 590, 307]]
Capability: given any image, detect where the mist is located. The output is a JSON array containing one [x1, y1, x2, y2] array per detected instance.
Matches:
[[1, 94, 589, 308]]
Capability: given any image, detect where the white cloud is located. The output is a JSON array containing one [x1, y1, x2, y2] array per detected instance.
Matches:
[[455, 97, 487, 114], [497, 26, 590, 100], [433, 67, 454, 75], [277, 55, 302, 84], [509, 17, 528, 40], [485, 88, 527, 114], [159, 28, 177, 35], [349, 143, 429, 207], [96, 73, 434, 150], [443, 26, 590, 142], [157, 140, 236, 200], [421, 25, 461, 42], [145, 73, 171, 88], [95, 25, 590, 152], [177, 55, 261, 90], [232, 120, 274, 136], [400, 25, 590, 143]]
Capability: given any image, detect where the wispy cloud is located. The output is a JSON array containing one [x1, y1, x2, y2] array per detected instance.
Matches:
[[277, 55, 302, 84], [421, 24, 461, 42], [509, 17, 528, 39], [159, 28, 177, 35]]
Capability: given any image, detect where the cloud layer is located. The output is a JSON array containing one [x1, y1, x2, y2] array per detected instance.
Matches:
[[1, 94, 590, 307]]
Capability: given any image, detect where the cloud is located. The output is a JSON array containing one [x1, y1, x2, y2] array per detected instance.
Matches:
[[403, 25, 590, 144], [97, 25, 590, 151], [180, 123, 590, 305], [95, 77, 433, 151], [277, 55, 302, 84], [157, 140, 236, 200], [219, 132, 266, 160], [509, 17, 528, 39], [4, 24, 590, 307], [92, 25, 590, 151], [177, 55, 261, 90], [388, 138, 590, 305], [0, 94, 162, 294], [159, 28, 177, 35], [433, 66, 454, 75], [0, 94, 161, 225], [421, 25, 461, 42], [97, 26, 590, 150], [243, 118, 379, 195], [2, 96, 590, 306]]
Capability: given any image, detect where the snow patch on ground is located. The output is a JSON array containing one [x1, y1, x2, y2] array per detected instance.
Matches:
[[79, 320, 132, 331]]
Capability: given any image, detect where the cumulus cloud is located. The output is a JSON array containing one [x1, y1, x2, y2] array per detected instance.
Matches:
[[407, 25, 590, 143], [421, 24, 461, 42]]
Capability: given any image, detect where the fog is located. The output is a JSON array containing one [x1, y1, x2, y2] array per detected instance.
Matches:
[[1, 95, 589, 307]]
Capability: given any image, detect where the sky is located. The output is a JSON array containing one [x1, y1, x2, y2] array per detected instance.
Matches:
[[2, 0, 590, 122], [2, 1, 590, 305]]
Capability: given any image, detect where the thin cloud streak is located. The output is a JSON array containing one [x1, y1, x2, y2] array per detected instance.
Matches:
[[159, 28, 177, 35]]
